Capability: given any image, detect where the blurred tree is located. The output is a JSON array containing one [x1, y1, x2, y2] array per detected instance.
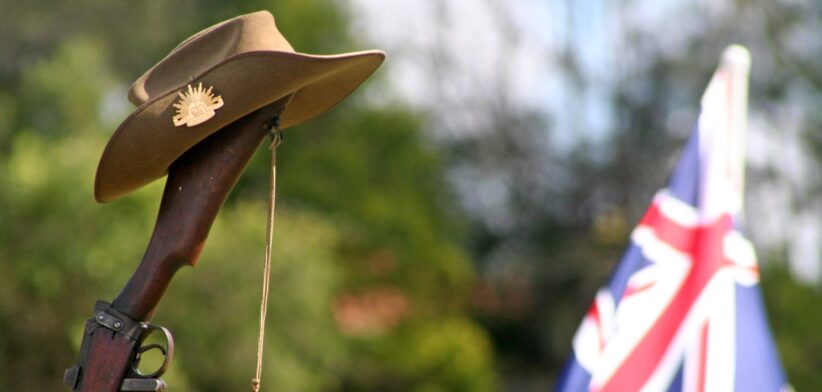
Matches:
[[349, 0, 822, 390], [4, 0, 822, 390], [761, 261, 822, 391], [0, 1, 496, 391]]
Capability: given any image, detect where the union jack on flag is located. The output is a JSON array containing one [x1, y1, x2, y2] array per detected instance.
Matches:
[[555, 46, 791, 392]]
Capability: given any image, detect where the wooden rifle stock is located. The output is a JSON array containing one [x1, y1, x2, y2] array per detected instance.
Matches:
[[66, 98, 289, 392]]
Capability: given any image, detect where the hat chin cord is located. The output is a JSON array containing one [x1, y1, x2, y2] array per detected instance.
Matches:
[[252, 116, 284, 392]]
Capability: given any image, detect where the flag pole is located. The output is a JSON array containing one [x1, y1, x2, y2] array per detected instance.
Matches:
[[720, 44, 751, 212]]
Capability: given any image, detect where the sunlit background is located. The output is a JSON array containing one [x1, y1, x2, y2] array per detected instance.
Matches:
[[1, 0, 820, 390]]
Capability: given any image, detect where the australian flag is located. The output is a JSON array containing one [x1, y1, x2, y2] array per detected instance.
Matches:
[[555, 46, 791, 392]]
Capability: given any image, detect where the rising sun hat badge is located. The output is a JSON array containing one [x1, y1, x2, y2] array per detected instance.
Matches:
[[172, 83, 224, 127]]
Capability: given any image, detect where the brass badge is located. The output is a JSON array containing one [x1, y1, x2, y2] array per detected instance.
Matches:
[[172, 83, 224, 127]]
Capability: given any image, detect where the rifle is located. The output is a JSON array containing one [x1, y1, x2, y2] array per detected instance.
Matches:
[[64, 96, 291, 392]]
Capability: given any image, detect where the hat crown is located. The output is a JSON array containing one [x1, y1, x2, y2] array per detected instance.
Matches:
[[128, 11, 294, 105]]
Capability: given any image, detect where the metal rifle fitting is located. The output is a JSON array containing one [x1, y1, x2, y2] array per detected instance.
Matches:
[[64, 301, 174, 391]]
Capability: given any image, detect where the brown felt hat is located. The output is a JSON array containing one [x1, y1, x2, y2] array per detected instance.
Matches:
[[94, 10, 385, 202]]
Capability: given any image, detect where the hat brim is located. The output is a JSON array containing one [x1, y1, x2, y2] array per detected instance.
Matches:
[[94, 50, 384, 203]]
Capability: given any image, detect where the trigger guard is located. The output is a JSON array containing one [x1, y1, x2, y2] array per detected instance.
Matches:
[[130, 323, 175, 379]]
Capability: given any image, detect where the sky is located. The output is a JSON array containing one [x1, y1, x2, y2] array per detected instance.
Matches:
[[348, 0, 614, 147]]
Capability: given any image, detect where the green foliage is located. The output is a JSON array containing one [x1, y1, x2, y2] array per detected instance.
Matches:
[[761, 263, 822, 391], [164, 205, 347, 391], [277, 107, 474, 301], [17, 37, 114, 136], [3, 1, 821, 391], [0, 1, 496, 391]]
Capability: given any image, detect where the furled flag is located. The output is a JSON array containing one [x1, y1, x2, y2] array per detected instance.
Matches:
[[555, 45, 791, 392]]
